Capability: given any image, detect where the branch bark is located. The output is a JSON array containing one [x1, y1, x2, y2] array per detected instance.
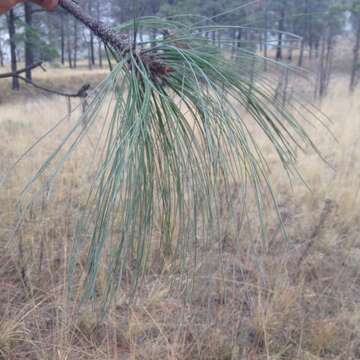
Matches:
[[0, 62, 44, 79], [12, 75, 90, 98], [1, 62, 90, 98], [58, 0, 128, 54]]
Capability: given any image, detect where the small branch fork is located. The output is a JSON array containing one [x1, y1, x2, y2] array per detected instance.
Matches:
[[0, 62, 44, 79], [0, 62, 90, 98], [14, 75, 91, 98], [58, 0, 171, 80]]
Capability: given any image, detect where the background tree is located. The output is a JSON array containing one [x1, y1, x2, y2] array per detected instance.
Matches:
[[0, 0, 358, 97], [315, 1, 346, 98], [24, 2, 33, 80], [350, 0, 360, 91], [6, 8, 19, 90], [0, 18, 5, 67]]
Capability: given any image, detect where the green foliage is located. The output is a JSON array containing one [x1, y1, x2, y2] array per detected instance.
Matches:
[[20, 21, 59, 62], [352, 0, 360, 14], [17, 14, 326, 310]]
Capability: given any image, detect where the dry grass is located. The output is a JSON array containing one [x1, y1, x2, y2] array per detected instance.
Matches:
[[0, 63, 107, 104], [1, 67, 360, 359]]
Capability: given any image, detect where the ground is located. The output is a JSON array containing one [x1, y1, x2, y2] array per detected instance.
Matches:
[[1, 62, 360, 359]]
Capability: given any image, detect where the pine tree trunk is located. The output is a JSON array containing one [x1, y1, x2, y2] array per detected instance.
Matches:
[[88, 0, 95, 67], [324, 34, 334, 92], [298, 39, 305, 67], [66, 17, 73, 69], [0, 43, 4, 67], [263, 0, 269, 71], [287, 46, 293, 62], [317, 34, 328, 98], [211, 29, 216, 44], [67, 20, 73, 69], [73, 19, 78, 68], [98, 41, 103, 68], [60, 13, 65, 65], [96, 0, 102, 68], [308, 16, 313, 60], [350, 16, 360, 92], [276, 5, 285, 60], [231, 29, 236, 58], [24, 2, 34, 81], [7, 9, 20, 90], [89, 33, 95, 66], [236, 29, 242, 48]]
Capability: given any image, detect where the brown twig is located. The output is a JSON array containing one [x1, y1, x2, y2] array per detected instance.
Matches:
[[0, 62, 44, 79], [13, 75, 90, 98]]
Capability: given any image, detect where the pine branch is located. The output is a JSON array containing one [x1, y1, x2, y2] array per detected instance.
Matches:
[[58, 0, 129, 54], [1, 61, 90, 98], [0, 62, 44, 79], [14, 75, 90, 98]]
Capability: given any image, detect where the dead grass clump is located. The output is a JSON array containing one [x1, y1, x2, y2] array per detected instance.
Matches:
[[1, 77, 360, 358]]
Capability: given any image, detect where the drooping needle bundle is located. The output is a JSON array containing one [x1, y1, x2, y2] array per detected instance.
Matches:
[[21, 3, 327, 309]]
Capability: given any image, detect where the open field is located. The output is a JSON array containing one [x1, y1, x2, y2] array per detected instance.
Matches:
[[1, 67, 360, 360]]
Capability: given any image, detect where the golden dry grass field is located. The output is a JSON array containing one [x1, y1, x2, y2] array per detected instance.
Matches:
[[1, 65, 360, 359]]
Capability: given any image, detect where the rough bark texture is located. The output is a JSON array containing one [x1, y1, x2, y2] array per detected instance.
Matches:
[[88, 0, 95, 67], [350, 16, 360, 91], [298, 39, 305, 67], [263, 0, 268, 71], [0, 43, 4, 67], [74, 19, 78, 68], [316, 30, 334, 98], [276, 5, 285, 60], [96, 0, 103, 68], [7, 9, 20, 90], [24, 2, 34, 81], [59, 0, 128, 54], [60, 13, 65, 65]]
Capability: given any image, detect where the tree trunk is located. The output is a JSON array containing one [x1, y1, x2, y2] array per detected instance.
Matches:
[[217, 31, 221, 48], [308, 14, 313, 60], [67, 19, 73, 69], [211, 29, 216, 44], [317, 32, 333, 99], [96, 0, 102, 68], [88, 0, 95, 67], [236, 29, 242, 48], [89, 33, 95, 66], [0, 43, 4, 67], [299, 0, 309, 67], [324, 34, 334, 92], [98, 41, 103, 68], [73, 19, 78, 68], [61, 12, 72, 68], [24, 2, 34, 81], [276, 5, 285, 60], [263, 0, 269, 71], [7, 9, 20, 90], [318, 36, 326, 98], [315, 39, 320, 59], [287, 45, 293, 62], [350, 16, 360, 92], [298, 38, 305, 67], [60, 13, 65, 65]]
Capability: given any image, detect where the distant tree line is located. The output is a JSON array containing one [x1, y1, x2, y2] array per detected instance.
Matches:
[[1, 0, 360, 94]]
